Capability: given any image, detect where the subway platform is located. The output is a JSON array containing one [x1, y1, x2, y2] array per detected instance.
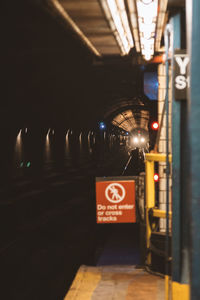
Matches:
[[64, 225, 165, 300]]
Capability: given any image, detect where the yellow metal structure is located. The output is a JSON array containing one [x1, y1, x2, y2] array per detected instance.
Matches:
[[165, 275, 170, 300], [145, 153, 190, 300], [145, 153, 171, 292], [145, 158, 155, 264], [172, 281, 190, 300], [153, 209, 172, 219], [146, 153, 172, 163], [145, 153, 172, 264]]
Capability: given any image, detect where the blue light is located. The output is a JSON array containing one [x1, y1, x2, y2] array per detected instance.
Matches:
[[99, 122, 106, 130], [144, 72, 158, 100], [126, 132, 129, 135]]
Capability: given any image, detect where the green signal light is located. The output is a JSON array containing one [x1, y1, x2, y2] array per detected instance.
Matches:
[[26, 162, 31, 168]]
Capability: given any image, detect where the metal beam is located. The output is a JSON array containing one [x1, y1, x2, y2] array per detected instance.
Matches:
[[44, 0, 101, 57]]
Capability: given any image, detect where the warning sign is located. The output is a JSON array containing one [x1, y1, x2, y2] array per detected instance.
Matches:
[[96, 177, 136, 224]]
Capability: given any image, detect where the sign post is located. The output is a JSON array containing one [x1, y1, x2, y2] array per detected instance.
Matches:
[[96, 177, 136, 224]]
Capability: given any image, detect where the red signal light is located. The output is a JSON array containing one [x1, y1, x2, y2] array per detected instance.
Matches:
[[154, 173, 159, 182], [151, 122, 159, 130]]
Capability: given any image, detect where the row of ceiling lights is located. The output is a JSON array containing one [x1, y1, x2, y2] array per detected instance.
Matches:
[[101, 0, 168, 60]]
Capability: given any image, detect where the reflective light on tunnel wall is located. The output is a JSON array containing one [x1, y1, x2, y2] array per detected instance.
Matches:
[[88, 131, 93, 154], [45, 129, 51, 164], [65, 129, 70, 157], [79, 132, 83, 148], [15, 129, 23, 167]]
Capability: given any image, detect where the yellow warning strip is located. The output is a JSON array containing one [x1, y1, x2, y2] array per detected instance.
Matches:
[[172, 281, 190, 300], [64, 265, 101, 300]]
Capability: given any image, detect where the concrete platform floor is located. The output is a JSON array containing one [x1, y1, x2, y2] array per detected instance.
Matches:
[[64, 265, 165, 300]]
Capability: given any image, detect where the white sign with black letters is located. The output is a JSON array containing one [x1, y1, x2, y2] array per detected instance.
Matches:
[[174, 50, 190, 100]]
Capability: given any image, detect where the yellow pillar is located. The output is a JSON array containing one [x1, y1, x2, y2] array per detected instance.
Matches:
[[145, 159, 155, 264]]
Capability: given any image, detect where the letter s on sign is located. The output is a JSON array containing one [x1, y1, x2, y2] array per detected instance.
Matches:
[[175, 75, 187, 90]]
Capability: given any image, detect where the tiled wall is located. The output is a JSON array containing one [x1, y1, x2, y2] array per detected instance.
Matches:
[[158, 63, 172, 232]]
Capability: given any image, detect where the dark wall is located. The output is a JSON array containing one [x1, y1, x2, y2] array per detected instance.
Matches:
[[0, 1, 145, 131], [1, 0, 96, 130]]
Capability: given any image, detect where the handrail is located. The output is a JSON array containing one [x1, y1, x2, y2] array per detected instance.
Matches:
[[164, 24, 173, 282], [146, 153, 172, 162], [43, 0, 101, 57], [152, 208, 172, 219]]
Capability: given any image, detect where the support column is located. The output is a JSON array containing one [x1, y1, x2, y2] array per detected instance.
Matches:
[[187, 0, 200, 299], [171, 12, 190, 299], [171, 13, 181, 284]]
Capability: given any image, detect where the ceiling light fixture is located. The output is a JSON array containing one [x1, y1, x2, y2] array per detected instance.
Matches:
[[127, 0, 140, 52], [100, 0, 134, 55], [127, 0, 168, 61], [155, 0, 168, 51], [136, 0, 158, 61], [101, 0, 168, 60]]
